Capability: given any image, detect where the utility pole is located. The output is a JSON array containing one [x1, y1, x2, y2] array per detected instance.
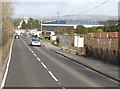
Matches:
[[57, 12, 59, 35], [41, 19, 42, 37]]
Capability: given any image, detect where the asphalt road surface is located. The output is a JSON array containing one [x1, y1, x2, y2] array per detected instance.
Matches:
[[4, 36, 118, 88]]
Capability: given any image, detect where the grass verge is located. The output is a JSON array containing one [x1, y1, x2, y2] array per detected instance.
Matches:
[[1, 37, 13, 68], [0, 37, 13, 82]]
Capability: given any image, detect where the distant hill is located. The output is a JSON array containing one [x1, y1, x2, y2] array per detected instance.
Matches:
[[58, 15, 118, 21], [13, 14, 118, 21]]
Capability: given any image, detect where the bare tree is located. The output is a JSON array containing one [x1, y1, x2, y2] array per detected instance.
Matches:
[[1, 2, 14, 46], [0, 1, 14, 83]]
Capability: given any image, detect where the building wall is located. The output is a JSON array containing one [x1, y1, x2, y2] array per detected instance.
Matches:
[[45, 20, 107, 25]]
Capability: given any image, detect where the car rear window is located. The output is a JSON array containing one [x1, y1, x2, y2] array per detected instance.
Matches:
[[32, 38, 40, 41]]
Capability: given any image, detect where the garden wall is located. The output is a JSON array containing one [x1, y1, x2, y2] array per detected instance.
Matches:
[[59, 32, 119, 64]]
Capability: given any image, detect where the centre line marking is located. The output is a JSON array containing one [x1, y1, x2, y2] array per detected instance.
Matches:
[[21, 38, 60, 83], [33, 53, 37, 57], [37, 57, 41, 62], [41, 62, 47, 69], [31, 51, 34, 53], [29, 48, 32, 51], [48, 71, 58, 82]]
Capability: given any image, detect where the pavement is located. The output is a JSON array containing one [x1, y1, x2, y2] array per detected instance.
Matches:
[[41, 40, 119, 82]]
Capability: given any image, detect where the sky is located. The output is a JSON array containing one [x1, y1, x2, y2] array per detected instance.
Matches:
[[12, 0, 120, 18]]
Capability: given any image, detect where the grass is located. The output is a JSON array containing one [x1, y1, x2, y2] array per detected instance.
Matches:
[[0, 37, 12, 83], [0, 47, 2, 78], [1, 37, 13, 68]]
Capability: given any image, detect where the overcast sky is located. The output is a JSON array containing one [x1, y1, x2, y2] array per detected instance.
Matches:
[[12, 0, 119, 18]]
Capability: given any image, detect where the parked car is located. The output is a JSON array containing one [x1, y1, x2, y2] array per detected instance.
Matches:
[[30, 38, 41, 46], [15, 35, 19, 39]]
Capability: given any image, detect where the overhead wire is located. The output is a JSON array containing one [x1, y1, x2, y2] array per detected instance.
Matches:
[[78, 0, 110, 15]]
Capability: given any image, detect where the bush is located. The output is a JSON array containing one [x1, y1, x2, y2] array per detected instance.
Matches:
[[97, 29, 103, 33], [52, 40, 59, 46]]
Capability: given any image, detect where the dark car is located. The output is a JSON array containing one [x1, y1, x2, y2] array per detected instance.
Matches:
[[15, 35, 19, 39]]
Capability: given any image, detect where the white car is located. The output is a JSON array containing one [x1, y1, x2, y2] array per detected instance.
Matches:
[[30, 38, 41, 46]]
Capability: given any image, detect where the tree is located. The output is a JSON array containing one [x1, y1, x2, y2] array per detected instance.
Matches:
[[1, 2, 15, 76], [75, 25, 87, 34], [21, 18, 40, 29], [110, 25, 117, 32], [91, 27, 97, 33], [1, 2, 14, 46], [13, 18, 22, 29], [32, 20, 40, 28], [21, 21, 28, 29]]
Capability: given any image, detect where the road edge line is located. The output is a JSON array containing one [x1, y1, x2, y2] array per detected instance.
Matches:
[[0, 38, 14, 89]]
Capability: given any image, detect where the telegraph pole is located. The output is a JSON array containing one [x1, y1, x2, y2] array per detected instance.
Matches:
[[57, 12, 59, 35], [41, 19, 42, 37]]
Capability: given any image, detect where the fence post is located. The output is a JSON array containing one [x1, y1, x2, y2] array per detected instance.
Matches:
[[109, 38, 112, 50], [97, 38, 100, 48]]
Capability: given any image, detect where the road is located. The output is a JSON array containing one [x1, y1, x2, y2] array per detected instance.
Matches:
[[3, 36, 118, 88]]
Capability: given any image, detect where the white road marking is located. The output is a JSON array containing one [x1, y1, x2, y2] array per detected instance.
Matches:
[[37, 57, 41, 62], [23, 41, 26, 44], [41, 62, 47, 69], [31, 51, 34, 53], [29, 48, 32, 51], [0, 39, 14, 89], [21, 38, 61, 83], [48, 71, 58, 82], [33, 53, 37, 57]]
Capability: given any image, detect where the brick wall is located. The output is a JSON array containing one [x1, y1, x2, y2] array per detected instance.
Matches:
[[82, 32, 118, 64], [59, 32, 119, 64]]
